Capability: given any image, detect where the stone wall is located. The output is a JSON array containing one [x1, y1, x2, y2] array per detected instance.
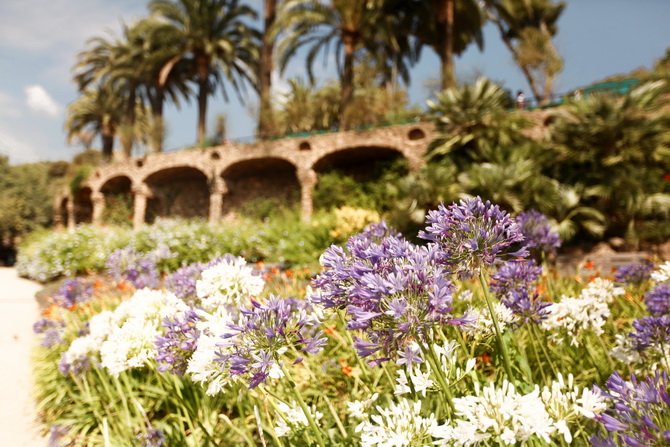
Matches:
[[56, 122, 435, 229]]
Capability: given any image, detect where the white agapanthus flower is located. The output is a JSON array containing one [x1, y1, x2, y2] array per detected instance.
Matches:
[[461, 303, 517, 337], [651, 261, 670, 283], [347, 393, 379, 420], [356, 398, 439, 447], [434, 380, 554, 446], [98, 289, 188, 376], [538, 373, 607, 443], [273, 400, 323, 437], [394, 341, 476, 398], [186, 309, 237, 395], [542, 278, 623, 346], [196, 257, 265, 312], [61, 310, 118, 367]]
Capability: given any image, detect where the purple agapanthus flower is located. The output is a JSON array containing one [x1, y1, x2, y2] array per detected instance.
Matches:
[[216, 295, 326, 389], [592, 371, 670, 446], [490, 259, 543, 299], [615, 261, 655, 287], [629, 315, 670, 352], [33, 318, 65, 348], [53, 277, 93, 308], [155, 309, 201, 376], [137, 427, 165, 447], [106, 244, 176, 290], [418, 196, 528, 277], [501, 290, 553, 327], [312, 222, 473, 366], [58, 352, 92, 377], [515, 210, 562, 256], [645, 283, 670, 317]]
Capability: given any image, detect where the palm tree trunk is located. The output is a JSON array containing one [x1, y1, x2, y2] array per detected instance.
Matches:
[[258, 0, 277, 139], [434, 0, 456, 90], [196, 53, 209, 145], [101, 124, 115, 162], [340, 31, 356, 130], [150, 90, 164, 153], [122, 82, 137, 158]]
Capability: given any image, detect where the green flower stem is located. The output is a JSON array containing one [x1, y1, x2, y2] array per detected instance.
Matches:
[[531, 325, 559, 378], [414, 337, 454, 418], [478, 270, 516, 383], [337, 310, 371, 382], [280, 364, 327, 447]]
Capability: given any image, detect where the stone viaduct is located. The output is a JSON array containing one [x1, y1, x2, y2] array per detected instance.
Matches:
[[54, 122, 435, 230]]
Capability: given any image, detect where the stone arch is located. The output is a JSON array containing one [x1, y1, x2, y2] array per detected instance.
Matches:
[[100, 175, 133, 225], [312, 145, 408, 181], [143, 166, 210, 221], [220, 157, 300, 219], [73, 187, 93, 224]]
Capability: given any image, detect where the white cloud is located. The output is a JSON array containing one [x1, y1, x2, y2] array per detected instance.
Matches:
[[25, 85, 60, 117]]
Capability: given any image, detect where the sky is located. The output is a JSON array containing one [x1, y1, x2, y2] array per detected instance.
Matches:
[[1, 0, 669, 165]]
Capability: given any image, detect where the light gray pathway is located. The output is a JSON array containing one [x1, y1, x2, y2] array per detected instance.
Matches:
[[0, 267, 47, 446]]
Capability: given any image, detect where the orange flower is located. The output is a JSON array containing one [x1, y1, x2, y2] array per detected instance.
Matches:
[[584, 260, 595, 270], [324, 325, 337, 335], [341, 366, 353, 376]]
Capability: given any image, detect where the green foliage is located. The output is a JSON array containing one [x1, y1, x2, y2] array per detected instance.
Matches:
[[547, 81, 670, 246], [0, 156, 55, 237], [17, 207, 369, 281], [103, 193, 134, 227], [427, 77, 535, 169]]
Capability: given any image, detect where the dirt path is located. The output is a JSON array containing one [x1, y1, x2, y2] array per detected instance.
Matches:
[[0, 267, 47, 446]]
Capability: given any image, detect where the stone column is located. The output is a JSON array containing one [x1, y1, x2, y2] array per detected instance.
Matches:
[[53, 200, 64, 231], [208, 177, 228, 224], [132, 183, 151, 229], [66, 198, 76, 233], [91, 191, 105, 227], [297, 168, 317, 223]]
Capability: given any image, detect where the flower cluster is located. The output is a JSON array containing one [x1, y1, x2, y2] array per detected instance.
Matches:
[[273, 400, 324, 437], [644, 283, 670, 316], [106, 245, 175, 290], [542, 278, 624, 346], [53, 277, 93, 308], [155, 309, 201, 376], [313, 225, 471, 366], [216, 295, 326, 388], [651, 261, 670, 283], [356, 398, 439, 447], [614, 261, 654, 286], [33, 317, 65, 348], [419, 196, 528, 277], [489, 259, 542, 299], [432, 377, 605, 445], [515, 210, 562, 256], [592, 371, 670, 446], [59, 310, 118, 376], [196, 255, 265, 313]]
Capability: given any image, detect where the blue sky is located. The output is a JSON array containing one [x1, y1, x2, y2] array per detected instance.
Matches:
[[1, 0, 669, 165]]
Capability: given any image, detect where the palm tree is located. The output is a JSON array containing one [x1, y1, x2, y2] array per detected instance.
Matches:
[[258, 0, 278, 138], [399, 0, 485, 90], [148, 0, 261, 145], [483, 0, 565, 103], [274, 0, 413, 129], [133, 17, 193, 152], [426, 77, 533, 169], [65, 83, 125, 161]]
